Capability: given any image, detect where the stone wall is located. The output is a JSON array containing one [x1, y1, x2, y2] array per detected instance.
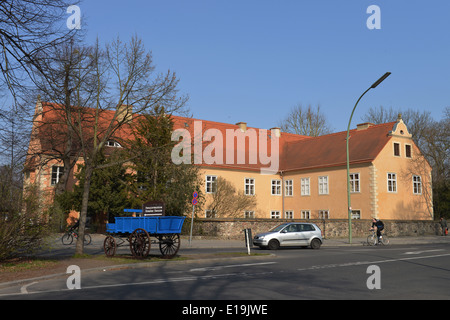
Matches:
[[183, 218, 440, 240]]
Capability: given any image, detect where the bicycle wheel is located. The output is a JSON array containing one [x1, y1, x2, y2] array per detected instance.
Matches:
[[61, 233, 73, 245], [380, 234, 389, 245], [84, 233, 92, 245], [367, 234, 377, 246]]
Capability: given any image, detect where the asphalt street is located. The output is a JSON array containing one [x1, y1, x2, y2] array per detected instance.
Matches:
[[1, 235, 449, 301]]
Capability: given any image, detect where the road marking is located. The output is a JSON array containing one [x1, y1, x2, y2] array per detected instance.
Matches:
[[189, 261, 277, 272], [0, 271, 274, 297], [403, 249, 444, 255], [298, 253, 450, 271], [20, 281, 38, 294]]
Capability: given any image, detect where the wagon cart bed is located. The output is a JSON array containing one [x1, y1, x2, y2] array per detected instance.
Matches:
[[104, 216, 186, 259]]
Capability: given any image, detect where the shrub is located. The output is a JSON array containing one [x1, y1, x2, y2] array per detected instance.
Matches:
[[0, 214, 49, 261]]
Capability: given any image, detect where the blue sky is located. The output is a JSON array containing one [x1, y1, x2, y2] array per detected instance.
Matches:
[[79, 0, 450, 132]]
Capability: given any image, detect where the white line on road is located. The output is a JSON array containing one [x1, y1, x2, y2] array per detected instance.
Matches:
[[0, 271, 274, 297], [189, 261, 277, 272], [403, 249, 444, 255], [297, 253, 450, 271], [20, 281, 38, 294]]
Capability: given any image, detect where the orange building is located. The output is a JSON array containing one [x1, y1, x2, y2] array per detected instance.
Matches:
[[24, 100, 433, 222]]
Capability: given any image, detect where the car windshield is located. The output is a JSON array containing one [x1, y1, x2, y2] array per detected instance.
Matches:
[[270, 223, 289, 232]]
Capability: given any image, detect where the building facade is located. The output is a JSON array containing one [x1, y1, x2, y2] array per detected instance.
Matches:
[[24, 101, 433, 222]]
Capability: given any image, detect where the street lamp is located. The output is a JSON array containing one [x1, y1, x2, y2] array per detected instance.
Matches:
[[346, 72, 391, 244]]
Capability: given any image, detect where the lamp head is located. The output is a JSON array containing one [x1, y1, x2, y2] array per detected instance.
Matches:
[[371, 72, 391, 88]]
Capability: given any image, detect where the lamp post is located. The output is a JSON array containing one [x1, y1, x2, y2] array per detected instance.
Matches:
[[346, 72, 391, 244]]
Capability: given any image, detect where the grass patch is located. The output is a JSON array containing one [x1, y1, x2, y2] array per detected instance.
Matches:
[[0, 258, 58, 273]]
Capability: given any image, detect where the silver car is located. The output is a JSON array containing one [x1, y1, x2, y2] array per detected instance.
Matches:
[[253, 222, 323, 250]]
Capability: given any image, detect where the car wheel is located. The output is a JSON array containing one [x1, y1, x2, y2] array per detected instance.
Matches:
[[310, 238, 321, 249], [268, 239, 280, 250]]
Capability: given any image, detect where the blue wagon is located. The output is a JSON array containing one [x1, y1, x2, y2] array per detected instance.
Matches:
[[104, 214, 186, 259]]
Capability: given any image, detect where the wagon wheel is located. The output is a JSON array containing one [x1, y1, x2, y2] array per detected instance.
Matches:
[[129, 228, 151, 259], [159, 234, 181, 258], [103, 235, 116, 257]]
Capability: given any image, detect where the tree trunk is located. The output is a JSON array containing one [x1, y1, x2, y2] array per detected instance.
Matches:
[[75, 162, 94, 255]]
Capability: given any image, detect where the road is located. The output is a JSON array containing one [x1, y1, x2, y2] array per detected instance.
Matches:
[[1, 241, 449, 301]]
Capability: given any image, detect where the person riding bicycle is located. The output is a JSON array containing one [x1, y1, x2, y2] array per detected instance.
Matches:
[[68, 219, 80, 233], [370, 218, 384, 243]]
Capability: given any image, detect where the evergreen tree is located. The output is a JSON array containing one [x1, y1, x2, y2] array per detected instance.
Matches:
[[127, 109, 201, 216]]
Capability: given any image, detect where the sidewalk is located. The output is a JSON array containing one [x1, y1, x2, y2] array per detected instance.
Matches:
[[183, 234, 450, 248]]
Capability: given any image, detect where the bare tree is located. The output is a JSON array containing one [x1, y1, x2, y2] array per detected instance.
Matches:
[[25, 36, 188, 254], [27, 41, 98, 197], [207, 177, 257, 218], [279, 104, 333, 136], [0, 0, 80, 102], [363, 105, 450, 218], [68, 37, 188, 254], [361, 106, 434, 149]]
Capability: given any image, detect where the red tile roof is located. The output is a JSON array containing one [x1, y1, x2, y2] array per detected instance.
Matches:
[[30, 102, 396, 173], [281, 122, 395, 171]]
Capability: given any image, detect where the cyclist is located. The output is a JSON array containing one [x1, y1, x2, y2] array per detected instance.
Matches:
[[370, 218, 384, 244], [440, 217, 448, 236], [68, 218, 80, 233]]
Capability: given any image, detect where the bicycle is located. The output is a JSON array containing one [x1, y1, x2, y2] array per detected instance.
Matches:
[[61, 229, 92, 245], [367, 230, 389, 246]]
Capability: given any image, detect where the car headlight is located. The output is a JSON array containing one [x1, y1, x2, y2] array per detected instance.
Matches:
[[255, 235, 264, 240]]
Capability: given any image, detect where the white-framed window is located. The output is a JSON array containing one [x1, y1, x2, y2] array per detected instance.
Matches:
[[285, 210, 294, 219], [350, 173, 360, 193], [319, 210, 329, 219], [387, 173, 397, 193], [285, 179, 293, 196], [270, 211, 281, 219], [106, 140, 122, 148], [351, 210, 361, 219], [413, 175, 422, 194], [245, 178, 255, 195], [318, 176, 329, 195], [51, 166, 64, 185], [205, 175, 217, 193], [271, 180, 281, 195], [301, 210, 311, 219], [244, 211, 255, 219], [301, 178, 310, 196], [205, 209, 216, 218]]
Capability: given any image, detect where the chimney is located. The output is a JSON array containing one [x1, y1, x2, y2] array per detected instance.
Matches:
[[356, 122, 374, 131], [117, 104, 133, 122], [235, 122, 247, 132], [270, 127, 281, 138]]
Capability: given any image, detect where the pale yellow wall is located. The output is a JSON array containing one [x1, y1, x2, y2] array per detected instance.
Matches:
[[373, 132, 433, 220], [198, 167, 282, 218], [199, 164, 375, 220], [283, 164, 373, 220], [198, 125, 433, 221]]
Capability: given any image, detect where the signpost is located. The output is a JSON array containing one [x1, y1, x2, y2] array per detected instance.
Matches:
[[189, 192, 198, 245]]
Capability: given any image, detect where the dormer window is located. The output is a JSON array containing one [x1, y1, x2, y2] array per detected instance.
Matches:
[[106, 140, 122, 148]]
